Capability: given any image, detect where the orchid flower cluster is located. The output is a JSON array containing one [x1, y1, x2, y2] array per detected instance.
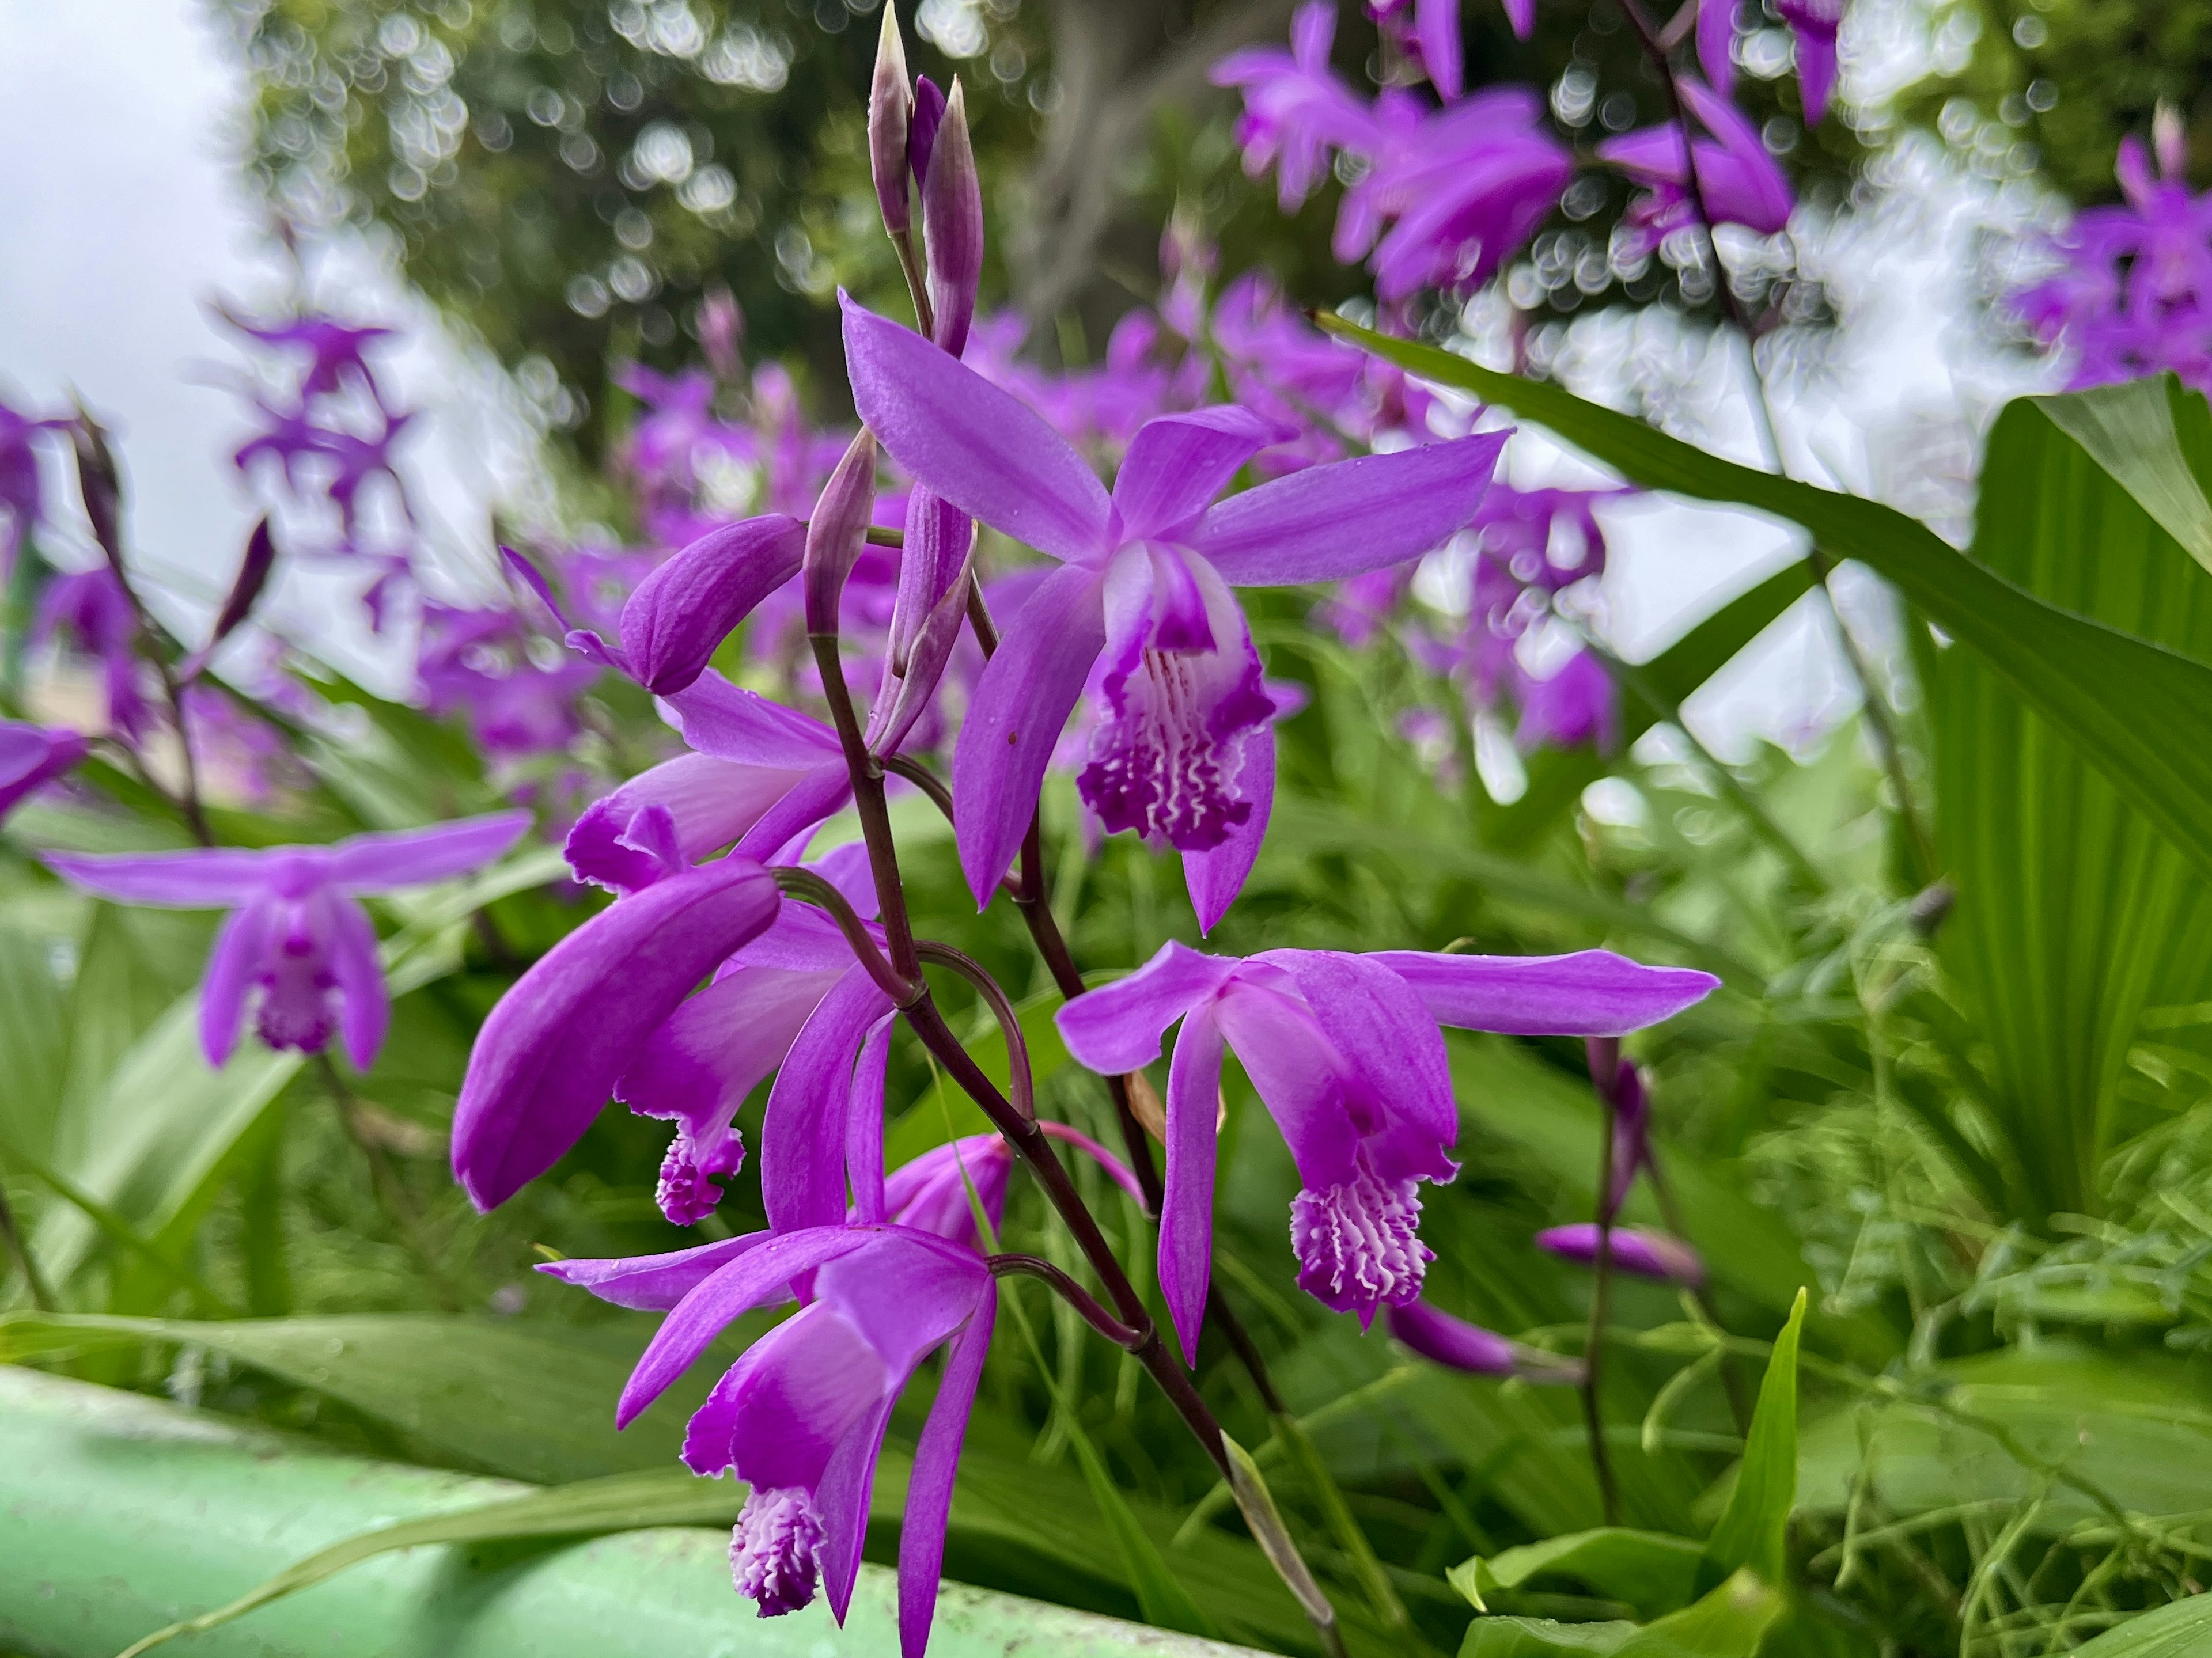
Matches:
[[2011, 105, 2212, 394]]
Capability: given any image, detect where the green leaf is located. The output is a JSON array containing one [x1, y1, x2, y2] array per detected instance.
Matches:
[[1450, 1530, 1703, 1620], [1925, 390, 2212, 1216], [2065, 1596, 2212, 1657], [112, 1464, 743, 1658], [1317, 321, 2212, 889], [1696, 1287, 1806, 1594], [1614, 1569, 1785, 1658], [2031, 375, 2212, 577], [1460, 1618, 1639, 1658], [0, 1312, 718, 1482]]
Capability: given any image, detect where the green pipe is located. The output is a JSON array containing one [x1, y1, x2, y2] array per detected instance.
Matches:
[[0, 1367, 1264, 1658]]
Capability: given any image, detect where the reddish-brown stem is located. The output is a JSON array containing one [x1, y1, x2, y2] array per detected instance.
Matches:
[[916, 940, 1036, 1121], [806, 632, 921, 980], [772, 866, 916, 1007], [990, 1251, 1145, 1349]]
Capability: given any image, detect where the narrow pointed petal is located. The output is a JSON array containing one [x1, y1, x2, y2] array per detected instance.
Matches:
[[43, 846, 274, 907], [842, 295, 1112, 563], [1160, 1000, 1226, 1364], [732, 761, 855, 862], [1054, 938, 1236, 1074], [537, 1231, 768, 1311], [869, 5, 914, 234], [1501, 0, 1536, 39], [567, 753, 812, 894], [949, 563, 1107, 905], [1697, 0, 1736, 93], [898, 1291, 997, 1658], [1366, 948, 1719, 1034], [1274, 951, 1456, 1182], [818, 1394, 900, 1625], [1388, 1300, 1525, 1376], [452, 857, 781, 1211], [1416, 0, 1465, 96], [762, 966, 899, 1234], [867, 487, 975, 757], [1111, 408, 1282, 544], [664, 670, 842, 768], [1187, 431, 1508, 585], [619, 514, 807, 696], [1536, 1223, 1706, 1285], [845, 1014, 896, 1223], [327, 810, 531, 893], [619, 1224, 878, 1425], [1182, 720, 1273, 932], [326, 890, 391, 1071], [199, 897, 276, 1068]]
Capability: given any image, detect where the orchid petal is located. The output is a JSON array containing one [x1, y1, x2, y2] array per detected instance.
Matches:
[[664, 670, 842, 768], [325, 890, 390, 1071], [713, 1302, 886, 1487], [618, 514, 806, 695], [1159, 999, 1226, 1365], [818, 1393, 900, 1624], [1182, 720, 1274, 933], [1697, 0, 1736, 92], [949, 563, 1107, 906], [899, 1290, 997, 1658], [1416, 0, 1465, 96], [199, 896, 276, 1069], [1213, 977, 1360, 1192], [1275, 951, 1457, 1183], [1054, 938, 1238, 1074], [43, 846, 275, 907], [327, 810, 531, 893], [537, 1231, 769, 1311], [1187, 431, 1507, 585], [762, 966, 899, 1234], [452, 857, 781, 1211], [1366, 948, 1719, 1034], [1387, 1299, 1522, 1375], [733, 761, 857, 863], [842, 295, 1112, 564], [619, 1224, 877, 1425], [1112, 408, 1282, 544], [566, 753, 812, 894], [846, 1014, 895, 1223]]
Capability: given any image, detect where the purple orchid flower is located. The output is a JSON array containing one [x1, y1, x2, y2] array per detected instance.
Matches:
[[216, 306, 395, 401], [43, 812, 528, 1071], [0, 400, 68, 579], [453, 854, 784, 1211], [416, 602, 599, 760], [1537, 1223, 1705, 1286], [843, 298, 1508, 930], [1369, 0, 1467, 98], [1777, 0, 1845, 124], [33, 566, 154, 742], [1514, 650, 1619, 753], [1211, 2, 1378, 213], [564, 669, 854, 898], [1603, 1057, 1652, 1215], [1387, 1299, 1580, 1382], [1056, 940, 1717, 1357], [0, 720, 88, 823], [611, 1223, 995, 1652], [1600, 79, 1794, 257]]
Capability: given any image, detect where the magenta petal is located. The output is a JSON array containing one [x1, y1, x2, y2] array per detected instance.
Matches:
[[619, 1224, 877, 1426], [325, 890, 390, 1071], [841, 295, 1112, 564], [199, 897, 276, 1068], [1159, 1000, 1226, 1365], [43, 846, 276, 907], [844, 1014, 895, 1224], [949, 563, 1108, 906], [1793, 29, 1838, 123], [1417, 0, 1465, 96], [0, 721, 86, 820], [897, 1291, 996, 1658], [732, 761, 855, 863], [1111, 408, 1282, 544], [327, 810, 531, 893], [817, 1393, 900, 1625], [1501, 0, 1536, 39], [1536, 1223, 1705, 1286], [1182, 720, 1274, 933], [1387, 1300, 1521, 1375], [664, 670, 842, 769], [1187, 431, 1508, 585], [1696, 0, 1736, 94], [1366, 948, 1719, 1035], [866, 486, 975, 757], [566, 753, 813, 894], [618, 514, 806, 696], [537, 1231, 769, 1311], [1054, 938, 1238, 1074], [451, 857, 781, 1211], [1213, 977, 1360, 1193], [761, 966, 899, 1234], [1274, 951, 1458, 1184]]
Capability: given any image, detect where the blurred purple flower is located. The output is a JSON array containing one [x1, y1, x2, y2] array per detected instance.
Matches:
[[44, 812, 528, 1071], [1537, 1223, 1705, 1285], [1600, 79, 1793, 258], [1212, 2, 1378, 212], [0, 720, 87, 824], [0, 400, 67, 579], [416, 603, 599, 760], [34, 566, 154, 742], [1368, 0, 1466, 98], [1778, 0, 1846, 123]]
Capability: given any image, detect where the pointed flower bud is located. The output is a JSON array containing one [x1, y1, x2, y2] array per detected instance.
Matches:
[[921, 79, 984, 357], [908, 74, 946, 189], [803, 428, 878, 634], [868, 6, 914, 236]]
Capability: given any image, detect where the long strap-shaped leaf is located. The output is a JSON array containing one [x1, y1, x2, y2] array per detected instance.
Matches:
[[1319, 320, 2212, 885]]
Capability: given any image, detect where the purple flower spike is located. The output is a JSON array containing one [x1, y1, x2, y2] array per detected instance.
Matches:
[[1537, 1223, 1706, 1286], [804, 431, 880, 633], [843, 295, 1506, 927], [44, 811, 529, 1073], [0, 721, 87, 823], [1056, 941, 1715, 1357], [568, 514, 806, 697], [1387, 1299, 1580, 1382], [452, 854, 781, 1211], [616, 1223, 997, 1657]]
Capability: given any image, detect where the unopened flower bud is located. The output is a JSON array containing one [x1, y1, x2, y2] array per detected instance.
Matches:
[[922, 79, 983, 356], [908, 74, 946, 191], [868, 5, 914, 236], [697, 284, 743, 381], [803, 428, 878, 633]]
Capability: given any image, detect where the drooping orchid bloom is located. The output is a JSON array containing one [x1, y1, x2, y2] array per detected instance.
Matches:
[[612, 1224, 995, 1652], [1537, 1223, 1706, 1286], [44, 811, 529, 1071], [843, 298, 1508, 929], [1056, 940, 1717, 1357], [453, 855, 784, 1211], [564, 669, 854, 896], [0, 720, 87, 824], [1386, 1298, 1581, 1382]]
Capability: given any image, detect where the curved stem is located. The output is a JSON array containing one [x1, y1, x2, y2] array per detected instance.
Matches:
[[881, 753, 957, 828], [771, 866, 916, 1006], [989, 1251, 1145, 1349], [915, 940, 1035, 1121]]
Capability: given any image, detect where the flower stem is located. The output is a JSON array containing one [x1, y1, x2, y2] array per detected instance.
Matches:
[[988, 1251, 1144, 1348], [1582, 1086, 1622, 1527]]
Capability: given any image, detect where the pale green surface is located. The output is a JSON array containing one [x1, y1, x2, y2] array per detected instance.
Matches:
[[0, 1366, 1267, 1658]]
